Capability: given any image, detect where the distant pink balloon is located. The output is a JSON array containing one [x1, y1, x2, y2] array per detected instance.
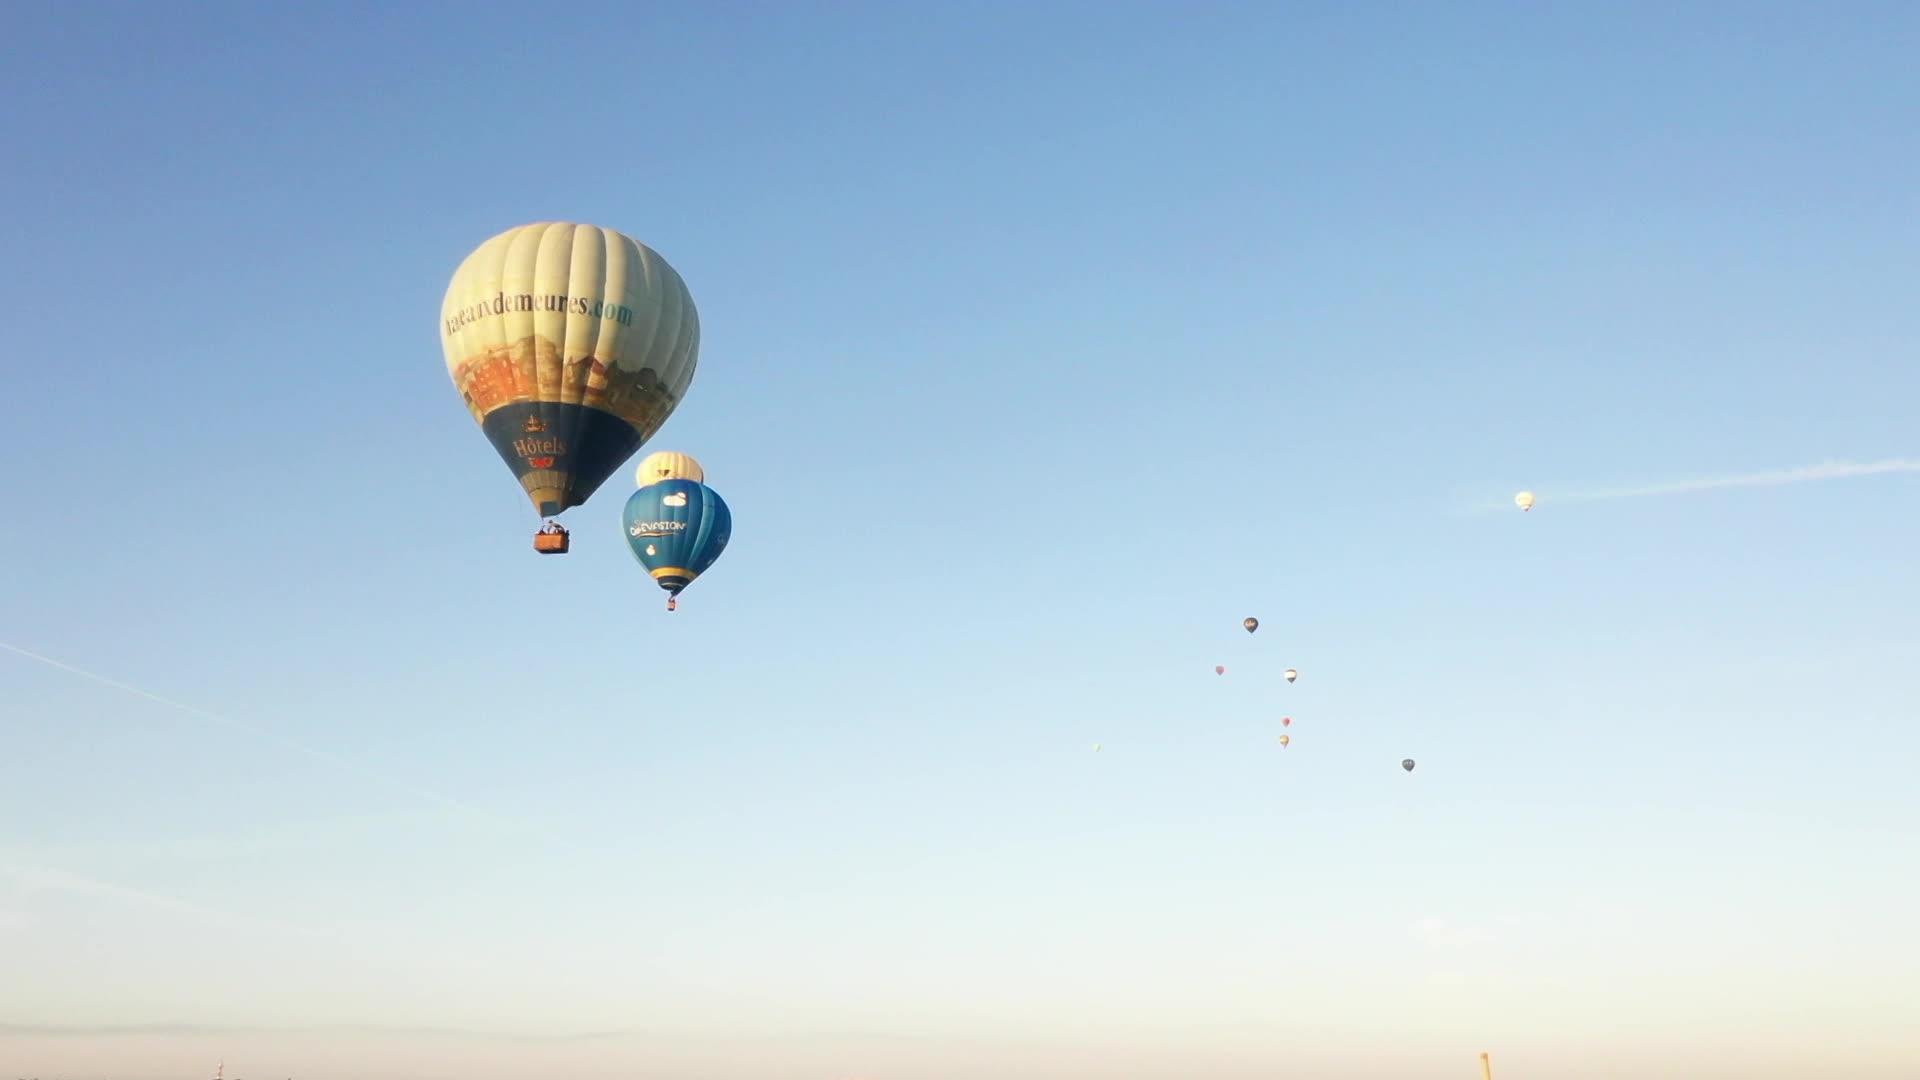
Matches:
[[1281, 716, 1291, 727], [1214, 665, 1225, 675]]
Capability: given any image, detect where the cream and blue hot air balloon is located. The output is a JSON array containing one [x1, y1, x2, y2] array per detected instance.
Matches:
[[623, 478, 731, 610], [440, 222, 700, 552]]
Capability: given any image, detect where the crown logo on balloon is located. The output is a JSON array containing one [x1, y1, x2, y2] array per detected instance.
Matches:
[[522, 415, 547, 433]]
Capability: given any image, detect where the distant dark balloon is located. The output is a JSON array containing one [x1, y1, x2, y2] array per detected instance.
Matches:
[[1243, 617, 1259, 633], [1401, 759, 1416, 772]]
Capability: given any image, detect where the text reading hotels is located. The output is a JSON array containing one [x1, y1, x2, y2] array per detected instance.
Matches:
[[513, 434, 567, 459], [443, 291, 636, 336]]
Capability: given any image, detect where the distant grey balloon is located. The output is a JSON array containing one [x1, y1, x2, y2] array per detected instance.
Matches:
[[1401, 759, 1416, 772]]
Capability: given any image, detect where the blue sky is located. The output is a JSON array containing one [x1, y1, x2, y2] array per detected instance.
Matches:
[[3, 2, 1918, 1077]]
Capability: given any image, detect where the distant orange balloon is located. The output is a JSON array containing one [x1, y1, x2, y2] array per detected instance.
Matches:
[[1278, 734, 1291, 748]]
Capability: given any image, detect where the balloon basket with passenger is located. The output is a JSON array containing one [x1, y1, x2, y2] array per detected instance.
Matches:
[[533, 521, 571, 554]]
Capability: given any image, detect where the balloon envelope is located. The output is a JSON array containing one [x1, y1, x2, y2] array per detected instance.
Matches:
[[1243, 617, 1259, 633], [441, 222, 700, 518], [1281, 716, 1291, 727], [636, 450, 705, 487], [1515, 491, 1536, 512], [1402, 759, 1416, 772], [1215, 665, 1225, 675], [1278, 734, 1290, 747], [1284, 668, 1298, 683], [622, 479, 732, 595]]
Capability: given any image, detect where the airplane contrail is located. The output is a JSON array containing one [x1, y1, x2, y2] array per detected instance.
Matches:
[[0, 860, 329, 937], [0, 640, 519, 831], [1493, 457, 1920, 509]]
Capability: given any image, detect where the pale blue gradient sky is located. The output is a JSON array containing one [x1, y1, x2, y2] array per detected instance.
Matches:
[[3, 2, 1919, 1078]]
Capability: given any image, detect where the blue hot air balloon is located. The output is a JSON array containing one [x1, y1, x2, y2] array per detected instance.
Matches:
[[622, 478, 731, 610]]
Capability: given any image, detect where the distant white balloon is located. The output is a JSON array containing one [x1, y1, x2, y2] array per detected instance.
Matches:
[[637, 450, 705, 487], [1515, 491, 1536, 512]]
